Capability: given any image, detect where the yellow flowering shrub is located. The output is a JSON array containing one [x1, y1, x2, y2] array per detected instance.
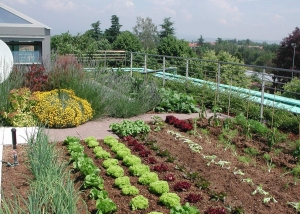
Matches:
[[32, 89, 93, 128]]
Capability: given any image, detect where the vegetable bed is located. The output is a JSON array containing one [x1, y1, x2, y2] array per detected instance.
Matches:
[[2, 115, 300, 213]]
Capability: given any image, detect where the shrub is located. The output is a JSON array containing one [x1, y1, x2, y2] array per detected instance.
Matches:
[[33, 89, 93, 128], [24, 64, 49, 92], [115, 176, 131, 188], [138, 172, 159, 185], [130, 195, 149, 210], [1, 87, 38, 126], [149, 181, 169, 195], [106, 165, 124, 178], [121, 185, 139, 195], [159, 192, 181, 208], [129, 163, 150, 176]]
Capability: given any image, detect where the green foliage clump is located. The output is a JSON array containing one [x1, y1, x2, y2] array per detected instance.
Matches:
[[155, 88, 199, 113], [282, 77, 300, 100], [1, 87, 38, 127], [93, 146, 111, 159], [102, 158, 119, 169], [83, 174, 104, 189], [149, 181, 169, 195], [111, 143, 128, 153], [138, 172, 159, 185], [129, 195, 149, 210], [103, 136, 119, 147], [121, 185, 139, 195], [116, 149, 131, 159], [106, 165, 124, 178], [110, 119, 151, 137], [170, 203, 200, 214], [123, 155, 142, 166], [84, 136, 99, 148], [159, 192, 181, 208], [129, 163, 150, 176], [115, 176, 131, 189]]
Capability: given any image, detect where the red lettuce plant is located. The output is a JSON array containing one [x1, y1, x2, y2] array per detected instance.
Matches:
[[165, 115, 193, 132], [173, 181, 191, 191], [139, 149, 151, 157], [146, 157, 157, 164], [204, 207, 226, 214], [133, 143, 145, 151], [185, 193, 203, 203], [153, 163, 168, 172], [164, 174, 176, 181]]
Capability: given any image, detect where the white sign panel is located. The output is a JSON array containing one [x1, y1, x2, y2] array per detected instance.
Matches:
[[0, 39, 13, 83]]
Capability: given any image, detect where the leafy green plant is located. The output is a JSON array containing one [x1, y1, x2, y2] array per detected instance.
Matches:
[[94, 149, 111, 159], [102, 158, 119, 169], [83, 174, 104, 189], [123, 155, 142, 166], [263, 153, 275, 173], [103, 136, 119, 147], [114, 176, 131, 188], [130, 195, 149, 210], [110, 119, 150, 137], [121, 185, 139, 195], [209, 191, 227, 203], [243, 147, 259, 156], [89, 188, 108, 200], [106, 165, 124, 178], [252, 184, 269, 196], [149, 181, 170, 195], [129, 163, 150, 176], [287, 201, 300, 212], [159, 192, 181, 208], [73, 156, 100, 176], [138, 172, 159, 185], [84, 136, 99, 148], [170, 203, 200, 214], [237, 155, 252, 166], [96, 198, 117, 214], [208, 106, 222, 127], [151, 115, 166, 131], [155, 88, 199, 113]]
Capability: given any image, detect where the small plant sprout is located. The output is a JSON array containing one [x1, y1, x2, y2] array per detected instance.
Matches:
[[202, 155, 217, 166], [166, 130, 184, 140], [151, 116, 166, 132], [263, 196, 277, 204], [242, 178, 254, 186], [216, 160, 231, 169], [287, 201, 300, 212], [263, 153, 275, 173], [189, 118, 202, 138], [252, 184, 269, 196], [233, 168, 245, 176]]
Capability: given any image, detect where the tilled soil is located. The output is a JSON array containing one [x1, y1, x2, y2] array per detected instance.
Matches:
[[2, 117, 300, 214]]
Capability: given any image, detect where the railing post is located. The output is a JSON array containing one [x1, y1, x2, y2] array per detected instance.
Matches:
[[260, 69, 265, 122], [217, 63, 221, 102], [144, 54, 147, 74], [130, 52, 133, 77], [163, 56, 166, 87], [186, 59, 189, 80]]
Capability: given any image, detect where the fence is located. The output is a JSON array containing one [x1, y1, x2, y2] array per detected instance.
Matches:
[[126, 52, 300, 119]]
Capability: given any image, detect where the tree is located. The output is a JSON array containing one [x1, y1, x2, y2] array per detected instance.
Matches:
[[159, 17, 175, 38], [133, 17, 158, 50], [84, 21, 103, 41], [104, 15, 122, 43], [157, 35, 194, 57], [197, 35, 205, 46], [112, 31, 142, 52], [273, 27, 300, 78]]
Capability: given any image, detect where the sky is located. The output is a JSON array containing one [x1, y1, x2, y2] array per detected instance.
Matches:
[[2, 0, 300, 43]]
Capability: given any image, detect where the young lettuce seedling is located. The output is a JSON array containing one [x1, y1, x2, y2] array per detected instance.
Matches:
[[287, 201, 300, 212], [216, 160, 231, 169], [252, 184, 269, 196], [242, 178, 254, 186], [202, 155, 217, 166], [233, 168, 245, 176], [263, 196, 277, 204]]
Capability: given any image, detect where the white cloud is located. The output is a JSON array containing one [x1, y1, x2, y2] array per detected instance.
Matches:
[[43, 0, 76, 12], [219, 19, 228, 25]]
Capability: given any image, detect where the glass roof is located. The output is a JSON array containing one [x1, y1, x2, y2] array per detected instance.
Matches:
[[0, 7, 31, 24]]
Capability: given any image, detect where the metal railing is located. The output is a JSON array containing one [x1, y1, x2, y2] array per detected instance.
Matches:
[[127, 52, 300, 119]]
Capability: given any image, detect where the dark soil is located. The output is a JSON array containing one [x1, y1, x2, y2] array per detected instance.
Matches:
[[2, 117, 300, 214]]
